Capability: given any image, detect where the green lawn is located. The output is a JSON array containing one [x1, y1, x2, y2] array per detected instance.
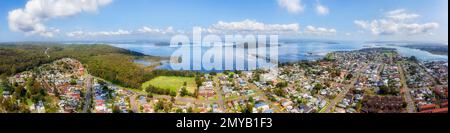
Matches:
[[142, 76, 197, 94]]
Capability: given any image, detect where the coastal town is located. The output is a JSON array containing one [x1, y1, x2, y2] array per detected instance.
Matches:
[[0, 48, 447, 113]]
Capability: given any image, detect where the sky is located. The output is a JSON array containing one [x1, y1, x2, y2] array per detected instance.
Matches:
[[0, 0, 448, 42]]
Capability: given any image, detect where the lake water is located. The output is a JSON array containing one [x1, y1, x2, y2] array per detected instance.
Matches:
[[379, 45, 448, 61], [133, 59, 154, 67], [110, 41, 448, 71]]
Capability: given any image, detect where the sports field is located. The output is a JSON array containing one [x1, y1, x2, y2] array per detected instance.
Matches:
[[141, 76, 197, 93]]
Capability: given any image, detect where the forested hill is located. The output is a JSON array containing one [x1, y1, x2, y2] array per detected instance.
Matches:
[[0, 43, 160, 88]]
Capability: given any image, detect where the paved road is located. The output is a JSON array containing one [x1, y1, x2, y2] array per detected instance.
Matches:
[[213, 76, 225, 111], [82, 75, 93, 113], [397, 63, 416, 113], [129, 94, 139, 113], [44, 47, 50, 58]]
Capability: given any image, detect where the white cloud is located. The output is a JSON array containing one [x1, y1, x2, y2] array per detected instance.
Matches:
[[8, 0, 112, 37], [355, 9, 439, 36], [315, 4, 329, 15], [277, 0, 304, 14], [66, 30, 84, 38], [304, 25, 336, 36], [208, 19, 300, 34], [66, 20, 338, 38], [137, 26, 174, 34], [67, 26, 175, 38], [66, 29, 131, 38], [91, 29, 131, 36], [401, 23, 439, 35], [386, 9, 420, 21]]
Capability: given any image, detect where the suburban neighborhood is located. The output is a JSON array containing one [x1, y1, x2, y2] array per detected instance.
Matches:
[[1, 48, 447, 113]]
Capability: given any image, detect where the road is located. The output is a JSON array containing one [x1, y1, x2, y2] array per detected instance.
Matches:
[[213, 75, 225, 111], [397, 63, 416, 113], [323, 75, 359, 113], [129, 94, 139, 113], [82, 75, 93, 113], [44, 47, 50, 58], [323, 63, 367, 113]]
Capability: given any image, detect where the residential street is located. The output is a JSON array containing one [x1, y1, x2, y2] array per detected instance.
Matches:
[[82, 75, 93, 113], [397, 63, 416, 113]]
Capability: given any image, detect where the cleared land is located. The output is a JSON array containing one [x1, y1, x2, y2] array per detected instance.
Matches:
[[141, 76, 197, 93]]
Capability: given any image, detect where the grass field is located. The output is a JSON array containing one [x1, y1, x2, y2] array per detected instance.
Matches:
[[141, 76, 197, 94]]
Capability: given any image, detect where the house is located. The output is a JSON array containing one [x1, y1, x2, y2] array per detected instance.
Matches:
[[299, 105, 315, 113], [2, 91, 11, 98], [260, 69, 278, 83], [335, 107, 346, 113], [362, 96, 404, 113], [281, 100, 293, 107], [198, 86, 215, 97], [431, 108, 448, 113], [418, 104, 437, 112], [78, 67, 85, 76], [255, 102, 271, 113], [238, 78, 247, 87], [318, 100, 327, 109], [441, 102, 448, 108]]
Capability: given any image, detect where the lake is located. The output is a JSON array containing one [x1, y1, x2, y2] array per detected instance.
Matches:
[[110, 41, 448, 71]]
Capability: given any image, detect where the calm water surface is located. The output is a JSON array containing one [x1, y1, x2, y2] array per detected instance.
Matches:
[[110, 41, 448, 71]]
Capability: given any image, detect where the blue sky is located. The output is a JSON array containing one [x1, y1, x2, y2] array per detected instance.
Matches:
[[0, 0, 448, 42]]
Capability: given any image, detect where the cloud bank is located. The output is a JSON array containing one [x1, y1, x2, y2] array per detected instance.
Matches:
[[304, 26, 336, 36], [355, 9, 439, 36], [8, 0, 112, 37], [66, 20, 338, 38]]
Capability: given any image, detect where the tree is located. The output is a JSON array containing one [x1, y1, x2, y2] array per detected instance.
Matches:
[[346, 74, 353, 80], [154, 100, 164, 112], [380, 85, 388, 94], [378, 85, 398, 95], [402, 102, 408, 108], [54, 88, 60, 97], [193, 88, 199, 98], [187, 107, 194, 113], [276, 81, 288, 88], [180, 87, 189, 97], [175, 108, 183, 113], [253, 73, 260, 82], [147, 93, 153, 98], [266, 81, 274, 86], [171, 96, 176, 104], [235, 70, 242, 75], [241, 103, 254, 113], [313, 83, 324, 91], [408, 56, 418, 62], [229, 73, 235, 78], [0, 79, 11, 92], [195, 76, 204, 88], [113, 105, 121, 113], [170, 91, 177, 97], [223, 70, 230, 75], [248, 97, 255, 104], [70, 79, 77, 85], [274, 88, 286, 97], [13, 87, 26, 99], [210, 72, 217, 76]]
